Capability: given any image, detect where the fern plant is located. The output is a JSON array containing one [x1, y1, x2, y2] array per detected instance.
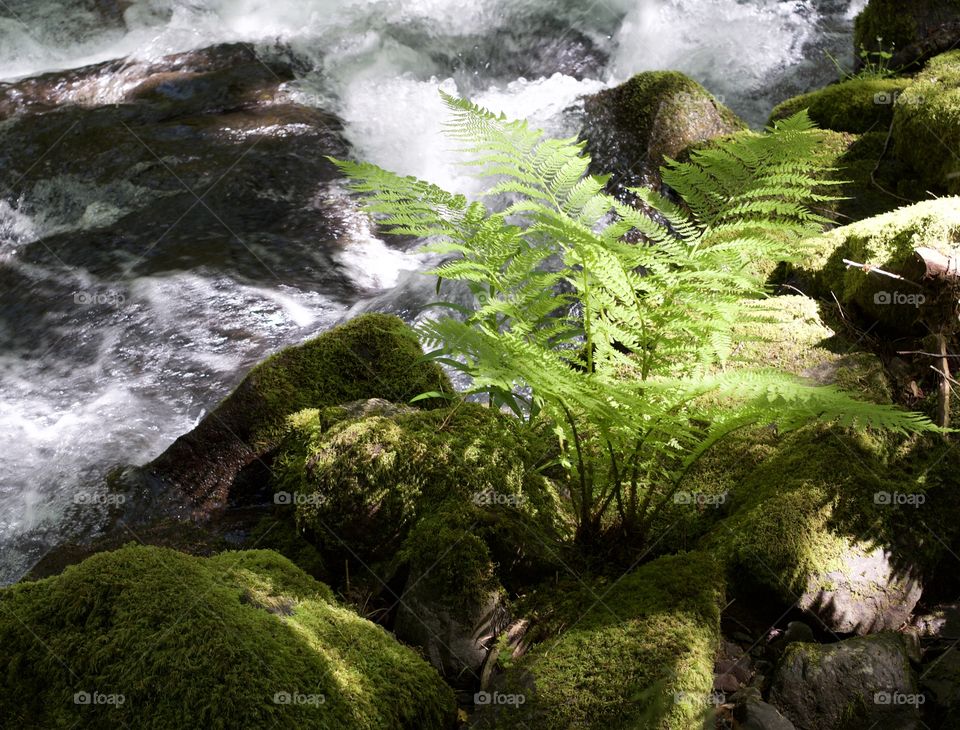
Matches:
[[333, 93, 938, 548]]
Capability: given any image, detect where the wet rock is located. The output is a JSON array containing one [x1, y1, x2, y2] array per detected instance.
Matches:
[[0, 43, 359, 285], [580, 71, 745, 195], [145, 313, 452, 515], [769, 633, 921, 730]]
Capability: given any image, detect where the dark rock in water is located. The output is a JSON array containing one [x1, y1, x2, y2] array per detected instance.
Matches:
[[0, 43, 362, 286], [769, 633, 922, 730], [579, 71, 745, 196], [145, 313, 452, 516]]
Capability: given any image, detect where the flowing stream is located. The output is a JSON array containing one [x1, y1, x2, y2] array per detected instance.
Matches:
[[0, 0, 867, 583]]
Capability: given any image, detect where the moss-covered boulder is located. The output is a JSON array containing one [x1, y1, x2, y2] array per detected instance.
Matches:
[[855, 0, 960, 65], [701, 421, 926, 636], [145, 313, 452, 514], [892, 51, 960, 195], [0, 545, 456, 729], [769, 77, 913, 134], [769, 633, 920, 730], [581, 71, 745, 194], [473, 551, 724, 729], [272, 399, 568, 680], [273, 400, 566, 569], [394, 502, 510, 682], [794, 198, 960, 333]]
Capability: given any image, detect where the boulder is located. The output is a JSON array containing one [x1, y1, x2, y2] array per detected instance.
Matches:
[[769, 77, 913, 134], [734, 693, 797, 730], [794, 198, 960, 334], [272, 399, 566, 570], [0, 545, 456, 729], [394, 504, 510, 684], [146, 313, 452, 514], [892, 51, 960, 196], [580, 71, 745, 195], [769, 633, 922, 730], [473, 551, 725, 729]]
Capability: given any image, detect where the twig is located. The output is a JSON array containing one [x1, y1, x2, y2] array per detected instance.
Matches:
[[842, 259, 924, 288]]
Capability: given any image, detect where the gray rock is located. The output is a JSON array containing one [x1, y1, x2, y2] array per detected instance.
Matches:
[[798, 544, 923, 635], [395, 573, 509, 683], [735, 697, 797, 730], [769, 633, 922, 730], [920, 648, 960, 714], [913, 603, 960, 639]]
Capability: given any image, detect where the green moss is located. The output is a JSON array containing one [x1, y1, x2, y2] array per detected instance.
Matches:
[[478, 552, 724, 730], [397, 501, 501, 621], [892, 51, 960, 195], [796, 197, 960, 331], [583, 71, 745, 189], [769, 77, 913, 134], [244, 313, 453, 447], [272, 401, 569, 586], [0, 545, 456, 729]]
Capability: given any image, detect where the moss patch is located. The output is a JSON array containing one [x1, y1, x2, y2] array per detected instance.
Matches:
[[795, 197, 960, 332], [582, 71, 745, 191], [769, 77, 913, 134], [892, 51, 960, 195], [476, 551, 724, 729], [0, 545, 456, 729], [272, 401, 570, 598]]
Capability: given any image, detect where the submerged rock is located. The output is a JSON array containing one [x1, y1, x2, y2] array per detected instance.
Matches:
[[580, 71, 745, 195], [146, 313, 452, 515], [769, 633, 921, 730], [0, 545, 457, 729]]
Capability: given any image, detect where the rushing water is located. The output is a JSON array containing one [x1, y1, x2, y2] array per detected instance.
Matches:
[[0, 0, 867, 583]]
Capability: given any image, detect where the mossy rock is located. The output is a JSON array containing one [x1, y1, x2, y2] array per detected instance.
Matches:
[[272, 400, 568, 574], [701, 421, 931, 634], [892, 51, 960, 195], [0, 545, 456, 729], [794, 197, 960, 333], [770, 633, 920, 729], [145, 313, 452, 514], [581, 71, 746, 194], [474, 551, 724, 729], [855, 0, 960, 58], [769, 77, 913, 134]]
